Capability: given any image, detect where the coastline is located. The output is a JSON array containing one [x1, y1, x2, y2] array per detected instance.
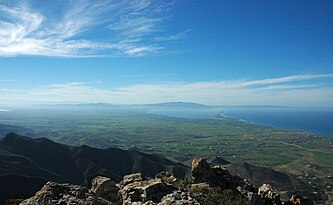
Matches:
[[218, 110, 333, 137]]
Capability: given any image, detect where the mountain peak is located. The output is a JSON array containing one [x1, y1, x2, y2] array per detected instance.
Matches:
[[1, 132, 32, 143]]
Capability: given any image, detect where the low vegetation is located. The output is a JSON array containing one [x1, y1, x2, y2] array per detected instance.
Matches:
[[0, 108, 332, 203]]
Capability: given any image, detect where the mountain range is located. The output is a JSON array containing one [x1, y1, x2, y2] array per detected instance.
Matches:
[[0, 132, 188, 204]]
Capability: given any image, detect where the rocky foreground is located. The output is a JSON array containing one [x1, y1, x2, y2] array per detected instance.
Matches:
[[5, 158, 313, 205]]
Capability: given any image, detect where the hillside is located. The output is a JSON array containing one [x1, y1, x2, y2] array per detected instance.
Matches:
[[0, 133, 189, 204], [1, 133, 320, 204], [0, 123, 33, 138]]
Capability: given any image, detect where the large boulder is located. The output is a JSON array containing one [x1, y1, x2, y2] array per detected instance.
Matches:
[[118, 173, 147, 188], [233, 176, 262, 204], [91, 176, 120, 202], [155, 171, 178, 185], [20, 181, 111, 205], [118, 175, 175, 205], [191, 157, 233, 189], [258, 184, 281, 205]]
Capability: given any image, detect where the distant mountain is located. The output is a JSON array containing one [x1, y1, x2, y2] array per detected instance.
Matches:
[[139, 102, 209, 109], [0, 133, 189, 204], [36, 102, 129, 110], [42, 102, 209, 110]]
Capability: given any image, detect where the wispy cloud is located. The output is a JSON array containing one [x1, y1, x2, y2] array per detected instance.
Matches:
[[0, 0, 185, 57], [117, 73, 177, 78], [254, 84, 322, 91], [47, 81, 103, 87], [154, 29, 193, 41], [1, 73, 333, 107], [236, 73, 333, 87]]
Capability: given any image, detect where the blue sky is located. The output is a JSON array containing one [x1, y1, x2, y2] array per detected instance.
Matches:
[[0, 0, 333, 107]]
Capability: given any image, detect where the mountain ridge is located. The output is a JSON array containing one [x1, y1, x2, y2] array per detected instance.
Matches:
[[0, 133, 189, 204]]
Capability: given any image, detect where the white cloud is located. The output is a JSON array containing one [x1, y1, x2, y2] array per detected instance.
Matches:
[[154, 29, 193, 41], [255, 84, 321, 91], [117, 74, 177, 78], [1, 74, 333, 107], [0, 0, 181, 57], [237, 73, 333, 87], [109, 17, 162, 37], [124, 45, 161, 56]]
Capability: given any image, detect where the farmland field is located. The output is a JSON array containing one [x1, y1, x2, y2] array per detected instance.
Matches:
[[0, 107, 332, 202]]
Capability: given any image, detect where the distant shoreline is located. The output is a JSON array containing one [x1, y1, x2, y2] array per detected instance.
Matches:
[[220, 110, 333, 137], [214, 112, 253, 124]]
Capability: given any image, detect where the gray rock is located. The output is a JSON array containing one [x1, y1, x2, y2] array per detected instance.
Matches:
[[155, 171, 178, 185], [91, 176, 120, 202], [118, 173, 147, 188], [118, 178, 175, 205], [191, 157, 233, 189], [20, 181, 111, 205], [258, 184, 281, 205], [158, 190, 200, 205]]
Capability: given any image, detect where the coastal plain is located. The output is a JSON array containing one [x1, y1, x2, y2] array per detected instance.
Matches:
[[0, 107, 332, 203]]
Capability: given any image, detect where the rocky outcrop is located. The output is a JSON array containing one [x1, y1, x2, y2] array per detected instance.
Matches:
[[91, 176, 120, 202], [7, 157, 313, 205], [159, 190, 200, 205], [234, 176, 262, 205], [19, 182, 111, 205], [0, 132, 189, 204], [226, 162, 311, 201], [191, 157, 233, 189], [118, 176, 175, 204], [155, 171, 178, 185], [118, 173, 147, 188], [258, 184, 281, 205]]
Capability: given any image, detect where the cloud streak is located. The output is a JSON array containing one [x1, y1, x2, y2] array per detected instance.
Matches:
[[1, 73, 333, 107], [154, 29, 193, 41], [0, 0, 184, 57], [117, 73, 177, 78]]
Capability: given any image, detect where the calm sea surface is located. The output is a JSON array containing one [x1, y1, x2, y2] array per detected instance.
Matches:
[[224, 107, 333, 137], [148, 107, 333, 137]]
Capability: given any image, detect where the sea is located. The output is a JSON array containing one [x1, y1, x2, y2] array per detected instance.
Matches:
[[223, 107, 333, 137], [147, 107, 333, 137]]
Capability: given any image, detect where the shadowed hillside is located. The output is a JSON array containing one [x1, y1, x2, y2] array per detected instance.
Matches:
[[0, 133, 189, 204], [0, 123, 33, 138], [226, 162, 317, 201]]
